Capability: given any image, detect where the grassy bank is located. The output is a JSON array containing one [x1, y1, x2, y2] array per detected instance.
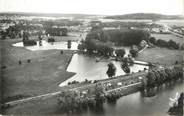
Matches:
[[136, 47, 184, 65], [1, 39, 75, 102]]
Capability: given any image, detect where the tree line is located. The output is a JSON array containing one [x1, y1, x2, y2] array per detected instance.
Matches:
[[149, 37, 181, 50], [145, 65, 183, 88]]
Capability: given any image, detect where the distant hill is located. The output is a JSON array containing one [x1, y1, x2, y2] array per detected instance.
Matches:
[[0, 12, 98, 18], [105, 13, 184, 20]]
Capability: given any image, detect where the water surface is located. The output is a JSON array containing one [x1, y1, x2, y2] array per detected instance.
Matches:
[[12, 40, 78, 51]]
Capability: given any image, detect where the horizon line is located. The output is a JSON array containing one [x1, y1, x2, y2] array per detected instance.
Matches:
[[0, 11, 183, 16]]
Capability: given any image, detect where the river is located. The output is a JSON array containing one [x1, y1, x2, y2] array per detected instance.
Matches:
[[58, 50, 183, 116], [62, 80, 183, 116]]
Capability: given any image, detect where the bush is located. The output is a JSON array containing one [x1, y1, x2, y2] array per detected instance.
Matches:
[[156, 39, 168, 47], [168, 40, 179, 49], [149, 37, 156, 44], [48, 37, 55, 42], [23, 40, 36, 46]]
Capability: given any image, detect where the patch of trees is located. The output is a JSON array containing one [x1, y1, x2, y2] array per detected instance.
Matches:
[[149, 37, 180, 50], [146, 65, 183, 88], [78, 29, 150, 57], [22, 31, 36, 46], [58, 83, 105, 113], [78, 38, 114, 56], [104, 29, 150, 46], [88, 29, 150, 46], [1, 21, 43, 40]]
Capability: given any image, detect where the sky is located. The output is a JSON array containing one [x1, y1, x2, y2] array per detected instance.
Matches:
[[0, 0, 183, 15]]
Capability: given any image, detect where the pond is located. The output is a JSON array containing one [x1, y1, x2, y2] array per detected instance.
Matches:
[[12, 40, 78, 51], [59, 53, 148, 86]]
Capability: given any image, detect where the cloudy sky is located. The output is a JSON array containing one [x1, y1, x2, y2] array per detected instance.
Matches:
[[0, 0, 183, 15]]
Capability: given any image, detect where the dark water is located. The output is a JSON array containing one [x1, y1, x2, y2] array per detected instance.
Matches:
[[66, 81, 183, 116]]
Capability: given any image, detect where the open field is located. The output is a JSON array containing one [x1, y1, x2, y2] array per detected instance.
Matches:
[[151, 33, 184, 44], [136, 47, 184, 65], [1, 39, 75, 102]]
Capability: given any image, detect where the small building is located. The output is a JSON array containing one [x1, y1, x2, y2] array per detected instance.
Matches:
[[45, 28, 68, 36]]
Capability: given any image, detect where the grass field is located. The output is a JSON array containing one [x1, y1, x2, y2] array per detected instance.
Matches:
[[1, 39, 75, 102], [151, 33, 184, 44], [136, 47, 184, 65]]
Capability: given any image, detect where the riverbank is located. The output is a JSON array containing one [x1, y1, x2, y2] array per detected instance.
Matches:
[[1, 39, 75, 103]]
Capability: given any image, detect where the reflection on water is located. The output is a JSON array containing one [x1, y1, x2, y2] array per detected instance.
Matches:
[[103, 81, 183, 116], [59, 53, 148, 86], [63, 81, 183, 116], [12, 40, 78, 51]]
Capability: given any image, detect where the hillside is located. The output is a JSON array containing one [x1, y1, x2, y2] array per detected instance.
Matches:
[[0, 12, 97, 18], [105, 13, 184, 20]]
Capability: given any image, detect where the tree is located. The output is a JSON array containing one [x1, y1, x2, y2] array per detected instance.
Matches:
[[78, 39, 86, 51], [156, 39, 168, 47], [94, 83, 105, 107], [115, 49, 126, 58], [149, 37, 156, 44], [168, 40, 179, 49], [106, 62, 116, 78], [129, 49, 138, 58], [67, 40, 71, 49]]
